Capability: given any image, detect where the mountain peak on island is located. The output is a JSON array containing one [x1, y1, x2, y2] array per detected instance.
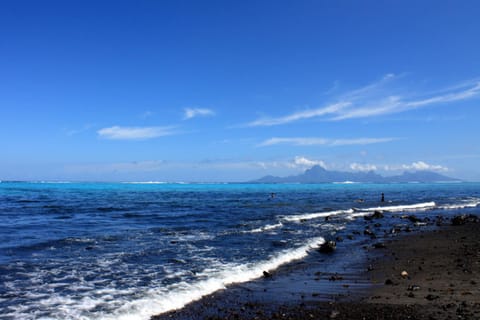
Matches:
[[252, 165, 459, 183]]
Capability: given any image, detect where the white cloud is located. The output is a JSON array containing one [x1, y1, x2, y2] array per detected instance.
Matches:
[[246, 76, 480, 125], [291, 156, 327, 169], [247, 102, 350, 127], [330, 96, 402, 120], [402, 161, 448, 172], [183, 108, 215, 120], [258, 137, 396, 147], [334, 81, 480, 121], [350, 162, 377, 172], [406, 82, 480, 108], [97, 126, 176, 140]]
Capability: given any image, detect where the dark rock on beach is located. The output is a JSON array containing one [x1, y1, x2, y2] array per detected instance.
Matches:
[[373, 242, 386, 249], [407, 215, 421, 223], [364, 210, 384, 221], [451, 214, 479, 225], [318, 240, 336, 254], [363, 228, 373, 235]]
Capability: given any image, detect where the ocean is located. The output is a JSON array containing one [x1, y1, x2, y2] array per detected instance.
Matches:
[[0, 181, 479, 320]]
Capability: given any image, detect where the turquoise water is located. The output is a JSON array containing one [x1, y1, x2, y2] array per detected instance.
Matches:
[[0, 182, 479, 319]]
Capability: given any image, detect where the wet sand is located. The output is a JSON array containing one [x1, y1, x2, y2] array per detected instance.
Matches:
[[152, 215, 480, 320]]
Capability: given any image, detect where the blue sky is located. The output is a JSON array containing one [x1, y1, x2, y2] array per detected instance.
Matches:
[[1, 0, 480, 181]]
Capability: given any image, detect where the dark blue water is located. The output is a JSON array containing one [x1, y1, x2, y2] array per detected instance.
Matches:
[[0, 182, 479, 319]]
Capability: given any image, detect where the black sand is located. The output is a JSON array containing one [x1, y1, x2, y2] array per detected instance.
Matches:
[[152, 215, 480, 320]]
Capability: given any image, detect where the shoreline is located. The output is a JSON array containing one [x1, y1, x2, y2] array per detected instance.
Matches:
[[152, 214, 480, 320]]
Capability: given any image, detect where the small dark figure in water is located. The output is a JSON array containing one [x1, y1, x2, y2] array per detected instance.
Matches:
[[381, 193, 385, 202], [271, 193, 276, 199]]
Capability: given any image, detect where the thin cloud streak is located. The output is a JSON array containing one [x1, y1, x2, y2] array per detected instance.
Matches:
[[247, 76, 480, 125], [334, 81, 480, 120], [247, 102, 350, 127], [97, 126, 177, 140], [405, 82, 480, 108], [258, 137, 396, 147]]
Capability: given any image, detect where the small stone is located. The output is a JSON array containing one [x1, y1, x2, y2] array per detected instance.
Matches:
[[451, 214, 479, 225], [329, 274, 343, 281], [364, 228, 374, 236], [318, 241, 336, 254], [401, 270, 409, 278], [263, 271, 272, 278], [408, 215, 421, 223], [373, 242, 386, 249], [364, 211, 384, 221]]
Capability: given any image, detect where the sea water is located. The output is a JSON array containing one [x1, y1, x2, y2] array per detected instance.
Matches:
[[0, 181, 479, 320]]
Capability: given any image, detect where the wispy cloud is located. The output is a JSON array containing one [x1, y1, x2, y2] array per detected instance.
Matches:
[[197, 156, 328, 171], [350, 162, 378, 172], [406, 82, 480, 108], [97, 126, 176, 140], [258, 137, 396, 147], [333, 81, 480, 121], [383, 161, 448, 172], [247, 75, 480, 125], [247, 102, 350, 127], [401, 161, 448, 172], [183, 108, 215, 120]]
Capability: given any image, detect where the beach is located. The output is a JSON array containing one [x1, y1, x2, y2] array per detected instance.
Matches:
[[153, 214, 480, 320]]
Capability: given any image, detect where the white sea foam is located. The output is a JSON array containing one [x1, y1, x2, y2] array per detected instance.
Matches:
[[25, 181, 73, 184], [122, 181, 168, 184], [9, 237, 324, 320], [366, 201, 435, 212], [439, 199, 480, 210], [244, 222, 283, 233], [282, 209, 354, 222], [101, 236, 324, 320], [348, 201, 437, 218]]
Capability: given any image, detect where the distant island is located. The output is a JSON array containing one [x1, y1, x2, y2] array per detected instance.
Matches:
[[252, 165, 460, 183]]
